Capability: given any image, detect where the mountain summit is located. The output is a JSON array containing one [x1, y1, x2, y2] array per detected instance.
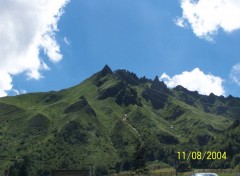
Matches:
[[99, 64, 113, 77], [0, 65, 239, 175]]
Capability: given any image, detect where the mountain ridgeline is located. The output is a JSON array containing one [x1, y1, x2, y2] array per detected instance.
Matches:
[[0, 65, 240, 175]]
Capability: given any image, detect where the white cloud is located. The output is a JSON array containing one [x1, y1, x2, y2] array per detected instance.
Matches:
[[160, 68, 226, 96], [230, 63, 240, 85], [175, 17, 187, 28], [176, 0, 240, 40], [0, 0, 69, 97], [12, 89, 19, 96], [0, 72, 12, 97], [12, 89, 27, 96], [64, 36, 71, 45]]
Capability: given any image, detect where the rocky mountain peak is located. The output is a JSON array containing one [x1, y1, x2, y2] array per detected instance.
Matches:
[[115, 69, 140, 85], [151, 76, 168, 93], [99, 64, 113, 77]]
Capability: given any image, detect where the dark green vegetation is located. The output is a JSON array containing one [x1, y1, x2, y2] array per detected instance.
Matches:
[[0, 65, 240, 175]]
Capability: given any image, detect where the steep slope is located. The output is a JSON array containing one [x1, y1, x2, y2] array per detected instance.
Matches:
[[173, 85, 240, 119], [0, 65, 239, 175]]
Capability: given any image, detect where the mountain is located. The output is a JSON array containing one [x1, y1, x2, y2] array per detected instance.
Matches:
[[0, 65, 239, 175]]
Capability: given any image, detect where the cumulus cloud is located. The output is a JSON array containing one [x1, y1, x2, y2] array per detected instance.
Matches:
[[176, 0, 240, 40], [0, 0, 69, 97], [160, 68, 226, 96], [230, 63, 240, 85], [0, 72, 12, 97]]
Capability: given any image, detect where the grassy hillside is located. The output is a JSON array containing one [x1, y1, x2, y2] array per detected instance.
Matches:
[[0, 65, 239, 175]]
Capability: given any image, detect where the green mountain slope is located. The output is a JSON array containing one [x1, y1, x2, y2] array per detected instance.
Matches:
[[0, 65, 239, 175]]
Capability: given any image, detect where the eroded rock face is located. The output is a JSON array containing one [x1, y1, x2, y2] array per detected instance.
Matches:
[[97, 69, 143, 106], [142, 76, 170, 109], [64, 96, 96, 116], [97, 81, 124, 100], [98, 82, 141, 106], [94, 65, 113, 87], [99, 65, 113, 77], [115, 69, 140, 86], [115, 87, 142, 106]]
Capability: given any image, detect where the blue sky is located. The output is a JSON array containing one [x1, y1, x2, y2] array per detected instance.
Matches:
[[1, 0, 240, 97]]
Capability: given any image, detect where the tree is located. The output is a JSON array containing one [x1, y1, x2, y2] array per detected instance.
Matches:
[[95, 165, 108, 176], [177, 161, 191, 173], [8, 156, 30, 176], [132, 143, 149, 174]]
